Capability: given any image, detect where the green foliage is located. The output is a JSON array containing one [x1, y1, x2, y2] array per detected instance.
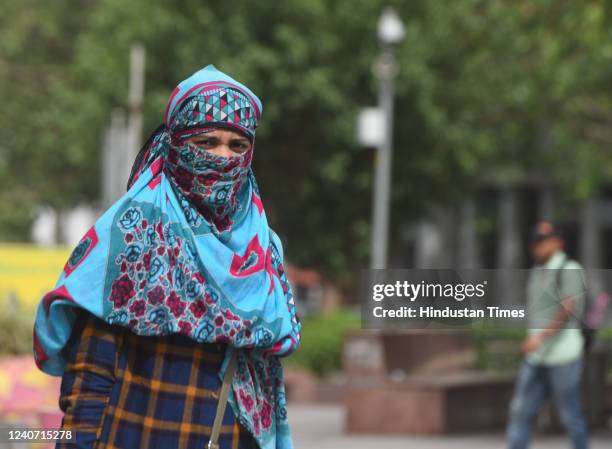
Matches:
[[471, 327, 526, 371], [0, 0, 98, 239], [285, 309, 360, 378], [473, 326, 612, 372], [0, 296, 34, 355], [4, 0, 612, 281]]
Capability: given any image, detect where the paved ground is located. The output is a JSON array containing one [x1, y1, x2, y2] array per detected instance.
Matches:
[[289, 404, 612, 449], [0, 404, 608, 448]]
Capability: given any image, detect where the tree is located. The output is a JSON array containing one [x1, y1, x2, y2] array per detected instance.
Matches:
[[3, 0, 612, 284], [0, 0, 97, 239]]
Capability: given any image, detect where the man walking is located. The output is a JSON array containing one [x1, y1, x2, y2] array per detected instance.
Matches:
[[506, 221, 589, 449]]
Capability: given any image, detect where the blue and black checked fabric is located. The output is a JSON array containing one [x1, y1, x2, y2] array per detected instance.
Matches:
[[56, 310, 258, 449]]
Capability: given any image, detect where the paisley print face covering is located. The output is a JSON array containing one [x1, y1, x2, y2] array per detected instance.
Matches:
[[164, 133, 254, 233]]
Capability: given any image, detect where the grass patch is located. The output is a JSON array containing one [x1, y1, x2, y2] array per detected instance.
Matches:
[[0, 296, 34, 355], [284, 309, 360, 378]]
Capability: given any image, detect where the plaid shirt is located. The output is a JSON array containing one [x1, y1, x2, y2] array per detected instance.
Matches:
[[56, 310, 257, 449]]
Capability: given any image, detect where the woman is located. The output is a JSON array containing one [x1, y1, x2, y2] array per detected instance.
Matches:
[[32, 65, 301, 449]]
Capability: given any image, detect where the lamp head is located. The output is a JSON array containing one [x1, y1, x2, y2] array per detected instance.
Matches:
[[378, 7, 405, 46]]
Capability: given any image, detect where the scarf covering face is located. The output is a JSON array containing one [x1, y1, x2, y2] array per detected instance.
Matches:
[[33, 65, 301, 449]]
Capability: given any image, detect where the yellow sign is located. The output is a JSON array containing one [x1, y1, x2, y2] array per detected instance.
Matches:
[[0, 244, 71, 310]]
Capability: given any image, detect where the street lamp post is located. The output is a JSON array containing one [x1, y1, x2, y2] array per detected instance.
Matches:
[[370, 7, 405, 269]]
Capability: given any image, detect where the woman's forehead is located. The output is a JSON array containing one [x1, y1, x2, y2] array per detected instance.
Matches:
[[172, 122, 253, 142], [190, 127, 250, 140]]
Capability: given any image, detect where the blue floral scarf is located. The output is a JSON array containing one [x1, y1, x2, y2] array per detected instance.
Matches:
[[33, 65, 301, 449]]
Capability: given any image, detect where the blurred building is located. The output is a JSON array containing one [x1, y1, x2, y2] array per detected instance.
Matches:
[[284, 265, 344, 316], [401, 176, 612, 299]]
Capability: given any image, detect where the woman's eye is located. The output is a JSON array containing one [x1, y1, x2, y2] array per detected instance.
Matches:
[[194, 140, 213, 147], [231, 142, 250, 152]]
